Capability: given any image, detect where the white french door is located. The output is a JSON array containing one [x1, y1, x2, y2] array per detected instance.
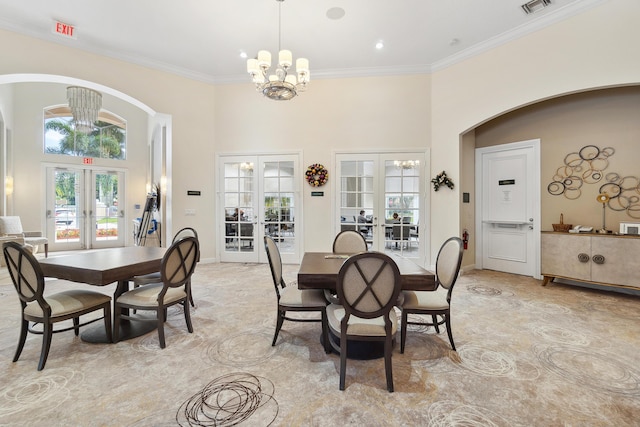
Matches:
[[335, 152, 427, 264], [45, 166, 125, 251], [218, 154, 301, 264]]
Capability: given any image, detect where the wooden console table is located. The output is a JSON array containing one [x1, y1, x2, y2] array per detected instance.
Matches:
[[541, 231, 640, 291]]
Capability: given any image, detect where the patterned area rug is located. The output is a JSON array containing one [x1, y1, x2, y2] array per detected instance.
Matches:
[[1, 260, 639, 426]]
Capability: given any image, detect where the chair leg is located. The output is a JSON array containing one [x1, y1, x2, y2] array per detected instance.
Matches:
[[187, 279, 195, 307], [432, 315, 440, 333], [385, 334, 394, 392], [400, 310, 408, 354], [444, 313, 456, 351], [272, 309, 285, 346], [103, 305, 113, 343], [73, 317, 80, 336], [321, 310, 330, 354], [184, 298, 194, 333], [339, 333, 347, 390], [13, 318, 29, 362], [44, 243, 48, 258], [113, 303, 121, 343], [38, 323, 53, 371], [157, 308, 166, 349]]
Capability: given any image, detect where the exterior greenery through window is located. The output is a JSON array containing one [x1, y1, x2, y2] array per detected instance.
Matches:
[[44, 106, 126, 159]]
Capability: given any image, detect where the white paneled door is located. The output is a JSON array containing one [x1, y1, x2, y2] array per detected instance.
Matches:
[[476, 140, 540, 277]]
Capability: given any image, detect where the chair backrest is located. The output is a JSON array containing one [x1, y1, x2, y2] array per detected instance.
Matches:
[[435, 237, 464, 294], [160, 236, 199, 290], [0, 216, 24, 236], [333, 230, 367, 254], [337, 252, 401, 321], [264, 236, 285, 297], [392, 224, 411, 241], [172, 227, 198, 243], [2, 241, 46, 307], [172, 227, 200, 261]]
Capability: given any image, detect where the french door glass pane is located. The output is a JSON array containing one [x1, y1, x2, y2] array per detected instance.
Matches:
[[94, 172, 119, 241], [224, 162, 255, 252], [54, 170, 81, 243], [384, 160, 420, 254], [263, 161, 295, 254], [339, 160, 374, 244]]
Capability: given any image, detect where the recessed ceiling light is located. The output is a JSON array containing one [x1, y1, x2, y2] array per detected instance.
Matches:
[[449, 38, 460, 46], [326, 7, 345, 20], [239, 51, 248, 59], [375, 41, 384, 50]]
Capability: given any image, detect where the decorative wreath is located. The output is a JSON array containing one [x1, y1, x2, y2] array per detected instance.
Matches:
[[431, 170, 454, 191], [305, 163, 328, 187]]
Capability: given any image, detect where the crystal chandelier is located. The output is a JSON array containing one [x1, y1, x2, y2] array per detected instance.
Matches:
[[67, 86, 102, 133], [246, 0, 310, 101], [394, 160, 420, 169]]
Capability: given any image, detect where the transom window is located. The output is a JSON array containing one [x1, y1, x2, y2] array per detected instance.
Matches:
[[44, 106, 127, 160]]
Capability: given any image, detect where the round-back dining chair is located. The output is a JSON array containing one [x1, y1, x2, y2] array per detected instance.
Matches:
[[332, 230, 368, 254]]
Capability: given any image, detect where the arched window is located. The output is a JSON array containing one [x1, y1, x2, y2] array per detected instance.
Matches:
[[44, 106, 127, 160]]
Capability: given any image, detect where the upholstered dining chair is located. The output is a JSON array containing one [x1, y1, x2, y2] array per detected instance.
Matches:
[[327, 251, 402, 392], [332, 230, 368, 254], [3, 241, 112, 371], [400, 236, 463, 353], [0, 216, 48, 257], [113, 236, 199, 348], [132, 227, 199, 307], [264, 236, 330, 353]]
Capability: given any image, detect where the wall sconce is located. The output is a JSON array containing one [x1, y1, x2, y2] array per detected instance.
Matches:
[[160, 175, 167, 193], [4, 176, 13, 196]]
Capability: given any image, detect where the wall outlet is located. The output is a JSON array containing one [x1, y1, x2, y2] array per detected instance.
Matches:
[[185, 209, 196, 216]]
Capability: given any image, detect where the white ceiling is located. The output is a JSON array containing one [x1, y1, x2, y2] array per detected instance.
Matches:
[[0, 0, 605, 84]]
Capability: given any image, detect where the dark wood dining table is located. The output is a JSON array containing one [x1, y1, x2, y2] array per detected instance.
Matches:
[[297, 252, 436, 359], [297, 252, 436, 291], [39, 246, 166, 343]]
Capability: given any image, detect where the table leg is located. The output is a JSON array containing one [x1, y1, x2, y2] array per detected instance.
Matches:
[[325, 329, 388, 360]]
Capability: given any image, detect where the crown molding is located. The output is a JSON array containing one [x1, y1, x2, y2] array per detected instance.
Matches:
[[431, 0, 608, 72], [0, 0, 608, 85]]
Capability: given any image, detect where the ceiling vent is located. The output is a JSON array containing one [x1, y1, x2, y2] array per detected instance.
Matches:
[[521, 0, 551, 14]]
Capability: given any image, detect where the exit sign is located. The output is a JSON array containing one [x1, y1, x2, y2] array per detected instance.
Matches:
[[83, 157, 93, 165], [52, 20, 77, 39]]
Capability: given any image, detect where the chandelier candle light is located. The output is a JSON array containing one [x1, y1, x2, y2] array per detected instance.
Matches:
[[247, 0, 310, 101], [67, 86, 102, 133]]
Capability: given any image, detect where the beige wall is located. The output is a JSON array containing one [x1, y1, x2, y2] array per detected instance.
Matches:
[[9, 83, 149, 237], [476, 86, 640, 233], [432, 0, 640, 264], [1, 0, 639, 265], [0, 29, 217, 258], [214, 75, 431, 252]]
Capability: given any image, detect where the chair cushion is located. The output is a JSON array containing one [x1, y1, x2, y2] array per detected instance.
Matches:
[[402, 287, 449, 311], [24, 289, 111, 318], [279, 285, 327, 308], [327, 303, 398, 337], [24, 236, 48, 246], [117, 283, 186, 307]]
